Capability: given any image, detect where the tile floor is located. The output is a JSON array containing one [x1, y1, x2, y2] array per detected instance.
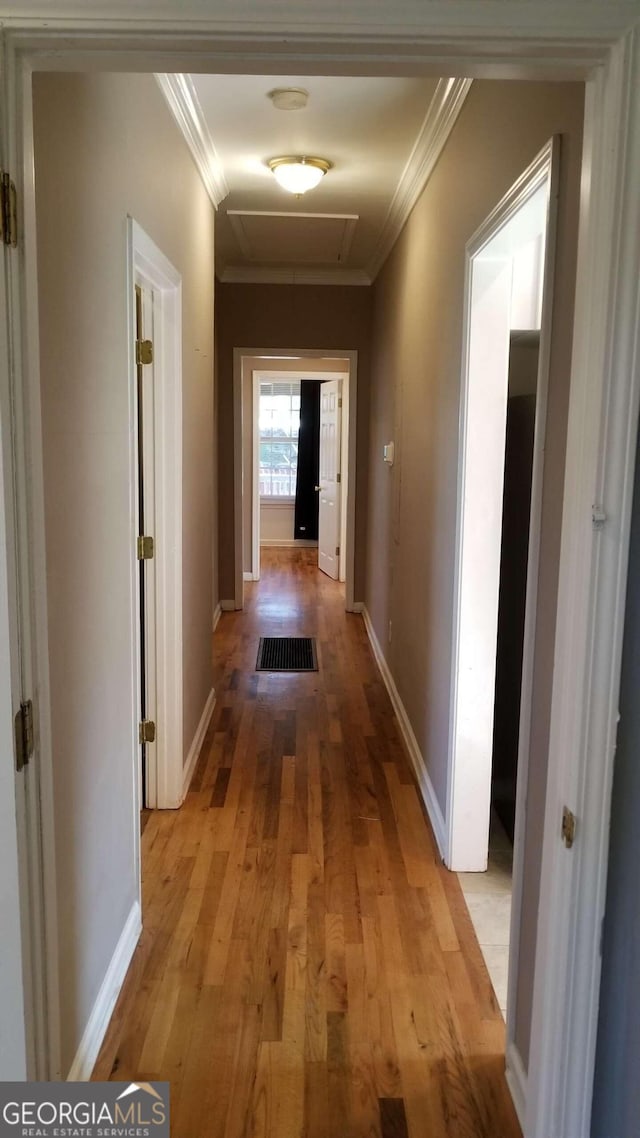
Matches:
[[457, 813, 513, 1015]]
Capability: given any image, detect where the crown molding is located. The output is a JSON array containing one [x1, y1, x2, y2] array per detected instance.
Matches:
[[367, 77, 472, 281], [218, 265, 372, 287], [155, 73, 229, 209]]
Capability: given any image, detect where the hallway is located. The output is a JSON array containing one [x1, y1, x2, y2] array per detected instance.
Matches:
[[93, 549, 520, 1138]]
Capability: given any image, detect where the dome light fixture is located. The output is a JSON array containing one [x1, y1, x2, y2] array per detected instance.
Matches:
[[267, 156, 332, 196]]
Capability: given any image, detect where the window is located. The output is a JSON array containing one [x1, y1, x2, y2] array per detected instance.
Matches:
[[259, 381, 301, 499]]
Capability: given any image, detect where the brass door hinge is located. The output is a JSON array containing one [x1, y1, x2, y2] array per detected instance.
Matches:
[[335, 545, 340, 557], [338, 397, 343, 408], [337, 472, 341, 484], [139, 719, 156, 744], [137, 535, 154, 560], [136, 339, 153, 366], [15, 700, 34, 772], [1, 172, 18, 248], [562, 806, 576, 849]]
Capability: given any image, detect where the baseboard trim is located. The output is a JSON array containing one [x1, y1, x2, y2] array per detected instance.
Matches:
[[220, 599, 236, 611], [349, 601, 364, 613], [182, 687, 216, 799], [505, 1040, 527, 1131], [361, 606, 447, 860], [243, 571, 256, 581], [67, 901, 141, 1081], [260, 539, 319, 548], [212, 602, 222, 632]]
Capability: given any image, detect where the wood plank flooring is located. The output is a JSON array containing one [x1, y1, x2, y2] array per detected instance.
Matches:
[[93, 548, 521, 1138]]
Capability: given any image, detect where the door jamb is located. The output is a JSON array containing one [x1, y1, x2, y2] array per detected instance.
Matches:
[[127, 219, 183, 812]]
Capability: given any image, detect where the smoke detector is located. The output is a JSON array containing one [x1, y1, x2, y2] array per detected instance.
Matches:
[[268, 88, 309, 111]]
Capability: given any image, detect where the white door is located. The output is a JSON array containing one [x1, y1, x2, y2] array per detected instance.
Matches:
[[317, 380, 342, 579]]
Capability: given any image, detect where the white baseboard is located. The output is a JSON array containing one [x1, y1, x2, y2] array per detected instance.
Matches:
[[67, 901, 141, 1081], [212, 602, 222, 632], [219, 599, 236, 611], [361, 606, 447, 860], [505, 1040, 527, 1131], [260, 539, 318, 548], [349, 601, 364, 613], [182, 687, 216, 799], [243, 571, 256, 581]]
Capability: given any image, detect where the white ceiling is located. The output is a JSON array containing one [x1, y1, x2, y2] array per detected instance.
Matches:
[[159, 73, 471, 285]]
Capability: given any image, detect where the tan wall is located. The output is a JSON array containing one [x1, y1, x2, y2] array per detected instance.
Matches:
[[216, 284, 372, 600], [33, 71, 216, 1074], [366, 79, 584, 1070]]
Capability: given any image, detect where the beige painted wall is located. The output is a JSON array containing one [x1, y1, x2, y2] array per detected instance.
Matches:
[[365, 79, 584, 1071], [33, 71, 216, 1074], [216, 284, 372, 600]]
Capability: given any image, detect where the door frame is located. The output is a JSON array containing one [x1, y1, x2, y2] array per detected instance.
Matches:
[[447, 141, 557, 869], [233, 347, 358, 611], [127, 220, 184, 811], [250, 368, 349, 582], [446, 138, 558, 1120], [1, 12, 640, 1135]]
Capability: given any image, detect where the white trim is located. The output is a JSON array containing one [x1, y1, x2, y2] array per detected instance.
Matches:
[[127, 219, 184, 811], [155, 74, 229, 209], [259, 539, 319, 548], [219, 265, 371, 287], [367, 77, 472, 280], [181, 688, 216, 801], [350, 601, 364, 614], [212, 602, 222, 631], [243, 570, 257, 580], [67, 901, 141, 1082], [251, 370, 260, 581], [506, 1040, 528, 1133], [528, 34, 640, 1138], [446, 140, 556, 872], [219, 599, 236, 612], [362, 607, 447, 860], [14, 54, 62, 1080]]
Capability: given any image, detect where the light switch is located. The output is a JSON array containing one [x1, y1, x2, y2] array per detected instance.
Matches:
[[383, 442, 395, 466]]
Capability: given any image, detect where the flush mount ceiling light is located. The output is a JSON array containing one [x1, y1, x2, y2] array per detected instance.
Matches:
[[267, 156, 332, 196], [267, 87, 309, 111]]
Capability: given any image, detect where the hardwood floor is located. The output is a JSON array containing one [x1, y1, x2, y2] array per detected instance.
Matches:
[[93, 548, 521, 1138]]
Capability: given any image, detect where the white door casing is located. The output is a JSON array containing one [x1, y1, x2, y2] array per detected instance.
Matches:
[[127, 220, 183, 814], [318, 379, 342, 580]]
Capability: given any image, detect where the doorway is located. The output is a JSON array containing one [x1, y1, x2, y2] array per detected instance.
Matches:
[[448, 141, 558, 1052], [128, 220, 184, 813], [249, 367, 350, 584], [233, 347, 359, 612]]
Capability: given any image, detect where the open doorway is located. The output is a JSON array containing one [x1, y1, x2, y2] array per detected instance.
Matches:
[[233, 347, 359, 611], [448, 141, 558, 1035], [249, 366, 350, 583]]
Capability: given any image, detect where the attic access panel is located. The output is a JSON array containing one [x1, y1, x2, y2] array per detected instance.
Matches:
[[227, 210, 358, 265]]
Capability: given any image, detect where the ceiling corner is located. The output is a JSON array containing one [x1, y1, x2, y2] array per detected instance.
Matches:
[[367, 77, 473, 282], [155, 73, 230, 209]]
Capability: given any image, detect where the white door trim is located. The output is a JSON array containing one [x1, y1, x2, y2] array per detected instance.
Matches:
[[2, 13, 640, 1136], [447, 138, 556, 872], [251, 368, 349, 583], [233, 348, 358, 611], [127, 219, 183, 811]]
